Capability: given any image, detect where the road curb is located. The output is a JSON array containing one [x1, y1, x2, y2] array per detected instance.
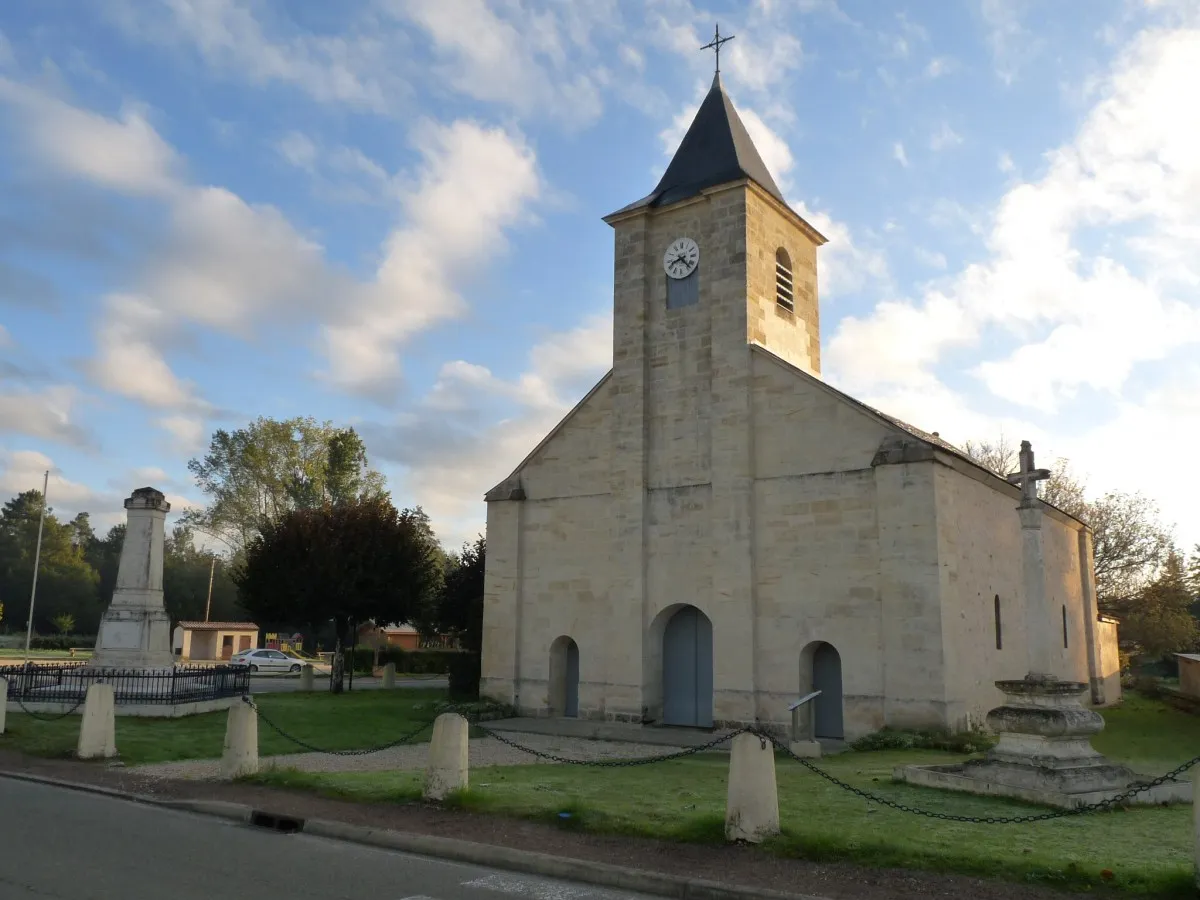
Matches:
[[0, 769, 829, 900]]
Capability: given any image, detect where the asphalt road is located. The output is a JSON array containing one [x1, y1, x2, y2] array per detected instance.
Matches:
[[0, 776, 654, 900], [249, 675, 449, 693]]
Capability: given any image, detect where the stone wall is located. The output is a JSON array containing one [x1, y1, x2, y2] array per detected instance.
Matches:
[[1097, 618, 1122, 705], [932, 462, 1094, 731]]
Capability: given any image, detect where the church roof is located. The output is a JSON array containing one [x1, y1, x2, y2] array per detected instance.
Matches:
[[609, 73, 790, 216]]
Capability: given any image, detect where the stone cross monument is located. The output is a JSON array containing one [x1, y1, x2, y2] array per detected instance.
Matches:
[[1005, 441, 1056, 679], [90, 487, 175, 669], [898, 440, 1188, 807]]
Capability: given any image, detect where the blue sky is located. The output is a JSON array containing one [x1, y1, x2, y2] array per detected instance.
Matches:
[[1, 0, 1198, 551]]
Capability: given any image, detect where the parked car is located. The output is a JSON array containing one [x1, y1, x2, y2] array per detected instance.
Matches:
[[230, 648, 304, 674]]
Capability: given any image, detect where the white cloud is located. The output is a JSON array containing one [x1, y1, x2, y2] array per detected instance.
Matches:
[[106, 0, 393, 112], [0, 29, 14, 68], [0, 77, 179, 197], [929, 122, 963, 151], [276, 131, 317, 171], [0, 384, 92, 447], [158, 414, 208, 455], [738, 107, 794, 186], [0, 324, 10, 347], [794, 200, 889, 299], [320, 119, 542, 397], [367, 310, 612, 547], [0, 449, 104, 512], [826, 21, 1200, 548], [618, 44, 644, 71], [979, 0, 1036, 83], [925, 57, 953, 78], [998, 151, 1016, 173], [893, 141, 909, 167]]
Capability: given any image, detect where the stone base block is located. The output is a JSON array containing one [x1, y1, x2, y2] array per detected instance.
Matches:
[[895, 762, 1190, 809], [77, 683, 117, 760], [788, 740, 822, 759], [726, 732, 780, 843], [92, 607, 175, 669], [424, 713, 469, 801]]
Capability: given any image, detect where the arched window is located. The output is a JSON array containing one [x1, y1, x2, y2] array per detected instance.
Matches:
[[775, 247, 794, 312]]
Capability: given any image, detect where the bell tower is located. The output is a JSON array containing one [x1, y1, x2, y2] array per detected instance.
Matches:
[[599, 63, 828, 725]]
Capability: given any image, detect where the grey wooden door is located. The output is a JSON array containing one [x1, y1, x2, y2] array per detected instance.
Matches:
[[662, 606, 714, 727], [812, 643, 844, 739], [565, 640, 579, 718]]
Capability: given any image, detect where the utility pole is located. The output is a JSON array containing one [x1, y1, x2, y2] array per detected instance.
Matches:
[[22, 470, 49, 665], [203, 557, 216, 623]]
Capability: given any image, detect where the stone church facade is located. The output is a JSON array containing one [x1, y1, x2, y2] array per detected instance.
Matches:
[[480, 74, 1120, 741]]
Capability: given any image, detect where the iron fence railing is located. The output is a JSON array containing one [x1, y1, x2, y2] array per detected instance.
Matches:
[[0, 663, 250, 705]]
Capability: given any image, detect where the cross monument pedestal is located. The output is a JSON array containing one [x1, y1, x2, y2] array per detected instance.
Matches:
[[897, 442, 1189, 809]]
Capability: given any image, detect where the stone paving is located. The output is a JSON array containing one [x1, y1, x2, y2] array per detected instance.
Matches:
[[130, 731, 693, 781]]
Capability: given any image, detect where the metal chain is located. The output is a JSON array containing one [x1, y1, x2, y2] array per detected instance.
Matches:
[[757, 730, 1200, 823], [241, 695, 439, 756], [12, 692, 88, 721], [473, 722, 754, 767]]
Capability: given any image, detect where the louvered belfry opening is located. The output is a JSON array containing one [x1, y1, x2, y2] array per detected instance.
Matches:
[[775, 247, 794, 312]]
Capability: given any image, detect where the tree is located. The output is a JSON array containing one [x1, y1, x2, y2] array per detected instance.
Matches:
[[432, 536, 485, 651], [231, 496, 442, 691], [0, 490, 101, 634], [183, 416, 389, 552], [51, 613, 75, 635], [1111, 550, 1198, 658], [162, 525, 244, 623], [960, 436, 1172, 610]]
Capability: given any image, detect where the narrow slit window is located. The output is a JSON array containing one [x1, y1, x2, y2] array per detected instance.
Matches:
[[775, 247, 794, 312], [994, 594, 1002, 650], [1062, 605, 1069, 648]]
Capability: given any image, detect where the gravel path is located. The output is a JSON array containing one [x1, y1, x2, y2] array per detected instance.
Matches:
[[130, 731, 692, 781]]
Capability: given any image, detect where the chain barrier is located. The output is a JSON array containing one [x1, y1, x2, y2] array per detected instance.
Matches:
[[240, 694, 440, 756], [224, 697, 1200, 822], [757, 729, 1200, 824], [472, 722, 755, 767], [11, 691, 88, 722]]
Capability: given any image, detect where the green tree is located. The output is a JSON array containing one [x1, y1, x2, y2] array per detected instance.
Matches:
[[1111, 550, 1198, 658], [231, 496, 442, 691], [51, 612, 75, 634], [0, 490, 101, 634], [430, 536, 485, 651], [961, 436, 1172, 610], [183, 416, 388, 551], [162, 525, 244, 623], [85, 524, 125, 608]]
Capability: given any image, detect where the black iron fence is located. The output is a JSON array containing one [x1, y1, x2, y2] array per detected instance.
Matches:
[[0, 663, 251, 705]]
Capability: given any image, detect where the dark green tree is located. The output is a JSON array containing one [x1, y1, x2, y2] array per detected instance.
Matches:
[[432, 536, 485, 651], [231, 496, 442, 692], [0, 490, 101, 634], [162, 525, 244, 623], [1110, 550, 1198, 658]]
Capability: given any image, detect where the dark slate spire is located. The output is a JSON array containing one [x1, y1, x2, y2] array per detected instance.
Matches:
[[610, 73, 789, 216]]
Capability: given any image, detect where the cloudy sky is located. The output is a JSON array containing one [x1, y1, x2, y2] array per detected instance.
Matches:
[[1, 0, 1198, 551]]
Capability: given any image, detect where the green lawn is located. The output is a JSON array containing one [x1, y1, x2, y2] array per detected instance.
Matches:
[[247, 695, 1200, 899], [0, 688, 451, 764], [0, 650, 91, 660]]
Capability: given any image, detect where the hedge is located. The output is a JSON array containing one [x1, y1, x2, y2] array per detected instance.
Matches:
[[347, 646, 469, 675], [29, 635, 97, 650]]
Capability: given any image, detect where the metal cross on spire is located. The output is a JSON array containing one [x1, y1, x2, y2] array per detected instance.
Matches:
[[700, 23, 735, 76], [1006, 440, 1052, 507]]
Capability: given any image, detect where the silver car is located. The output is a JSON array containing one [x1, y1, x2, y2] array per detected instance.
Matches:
[[230, 648, 304, 674]]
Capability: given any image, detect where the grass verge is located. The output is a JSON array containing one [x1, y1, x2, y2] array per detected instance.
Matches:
[[0, 688, 451, 764], [244, 695, 1200, 899]]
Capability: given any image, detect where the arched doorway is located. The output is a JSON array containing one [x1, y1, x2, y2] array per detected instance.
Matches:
[[661, 606, 714, 727], [549, 636, 579, 717], [811, 642, 843, 739]]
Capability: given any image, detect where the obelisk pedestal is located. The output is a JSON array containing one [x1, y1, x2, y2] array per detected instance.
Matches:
[[90, 487, 175, 670]]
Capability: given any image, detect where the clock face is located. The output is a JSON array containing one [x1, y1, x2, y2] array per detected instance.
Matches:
[[663, 237, 700, 279]]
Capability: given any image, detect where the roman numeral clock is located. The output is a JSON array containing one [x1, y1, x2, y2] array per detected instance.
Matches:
[[663, 236, 699, 308]]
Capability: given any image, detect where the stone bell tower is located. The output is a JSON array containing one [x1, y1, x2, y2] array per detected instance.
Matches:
[[598, 69, 829, 725]]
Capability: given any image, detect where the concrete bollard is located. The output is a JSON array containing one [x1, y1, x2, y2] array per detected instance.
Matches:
[[725, 732, 781, 843], [220, 700, 259, 779], [76, 683, 117, 760], [382, 662, 396, 689], [299, 664, 315, 691], [1194, 771, 1200, 889], [424, 712, 469, 801], [0, 677, 7, 735]]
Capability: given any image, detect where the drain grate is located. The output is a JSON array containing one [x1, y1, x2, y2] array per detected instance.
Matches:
[[249, 810, 304, 833]]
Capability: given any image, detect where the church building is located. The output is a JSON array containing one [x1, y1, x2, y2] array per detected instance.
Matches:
[[479, 72, 1120, 741]]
